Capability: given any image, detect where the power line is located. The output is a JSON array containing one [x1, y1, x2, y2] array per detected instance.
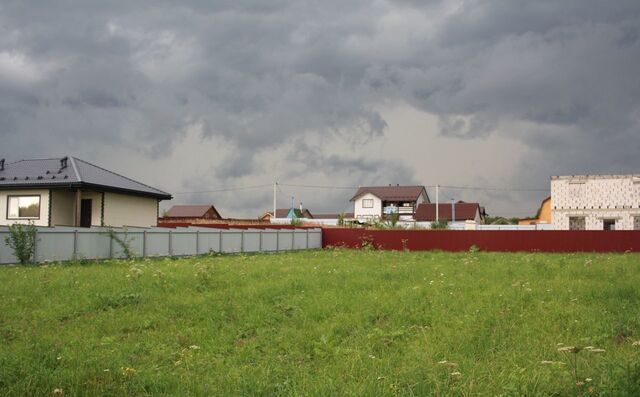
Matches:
[[431, 185, 549, 192], [278, 183, 358, 190], [171, 181, 549, 196], [280, 182, 549, 192], [173, 184, 272, 195]]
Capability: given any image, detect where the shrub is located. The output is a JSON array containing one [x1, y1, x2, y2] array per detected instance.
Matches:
[[4, 222, 37, 264], [386, 212, 400, 228], [337, 213, 345, 227], [430, 220, 449, 229]]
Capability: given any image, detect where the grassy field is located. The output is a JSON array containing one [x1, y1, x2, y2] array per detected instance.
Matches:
[[1, 249, 640, 396]]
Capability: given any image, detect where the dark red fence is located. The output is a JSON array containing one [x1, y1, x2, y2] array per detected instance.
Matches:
[[322, 229, 640, 253]]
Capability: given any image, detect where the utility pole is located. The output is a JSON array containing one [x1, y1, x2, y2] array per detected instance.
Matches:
[[435, 184, 439, 222], [451, 198, 456, 223], [273, 181, 277, 222]]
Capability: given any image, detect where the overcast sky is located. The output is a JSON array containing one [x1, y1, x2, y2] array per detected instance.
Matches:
[[1, 1, 639, 218]]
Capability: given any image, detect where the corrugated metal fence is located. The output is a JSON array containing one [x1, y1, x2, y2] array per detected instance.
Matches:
[[0, 226, 322, 264], [322, 228, 640, 253]]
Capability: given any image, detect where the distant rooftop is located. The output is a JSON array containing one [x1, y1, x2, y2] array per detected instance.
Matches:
[[350, 185, 429, 202], [414, 202, 482, 222], [0, 156, 171, 199], [165, 205, 221, 218]]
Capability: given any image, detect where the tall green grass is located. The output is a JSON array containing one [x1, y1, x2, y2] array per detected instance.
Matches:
[[1, 249, 640, 396]]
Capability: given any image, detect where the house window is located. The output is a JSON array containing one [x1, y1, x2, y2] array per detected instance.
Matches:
[[569, 216, 585, 230], [603, 219, 616, 231], [635, 216, 640, 230], [7, 195, 41, 219], [362, 199, 374, 208]]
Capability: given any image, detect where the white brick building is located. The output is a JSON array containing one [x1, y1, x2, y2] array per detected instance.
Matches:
[[551, 174, 640, 230]]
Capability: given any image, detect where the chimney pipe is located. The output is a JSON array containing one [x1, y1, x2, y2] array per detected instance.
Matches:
[[0, 158, 4, 171], [60, 156, 68, 169]]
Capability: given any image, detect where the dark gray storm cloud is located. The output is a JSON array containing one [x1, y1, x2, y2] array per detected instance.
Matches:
[[1, 0, 639, 216]]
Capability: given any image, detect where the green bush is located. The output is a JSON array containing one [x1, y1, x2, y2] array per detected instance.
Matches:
[[386, 212, 400, 228], [430, 219, 449, 229], [4, 223, 37, 264]]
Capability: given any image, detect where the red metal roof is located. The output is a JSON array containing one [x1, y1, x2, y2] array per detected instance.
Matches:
[[312, 213, 355, 219], [165, 205, 221, 218], [414, 202, 480, 222], [350, 185, 428, 202]]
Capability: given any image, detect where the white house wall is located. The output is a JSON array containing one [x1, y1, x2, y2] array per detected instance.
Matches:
[[103, 192, 158, 227], [0, 189, 51, 227], [353, 193, 382, 220], [551, 175, 640, 230]]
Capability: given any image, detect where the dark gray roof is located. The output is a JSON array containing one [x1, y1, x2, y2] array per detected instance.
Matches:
[[0, 156, 171, 199]]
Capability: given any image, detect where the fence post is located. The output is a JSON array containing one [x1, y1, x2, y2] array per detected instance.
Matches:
[[241, 230, 244, 253], [169, 230, 173, 256], [276, 229, 280, 252], [33, 228, 38, 262], [219, 231, 223, 253], [259, 230, 263, 251], [291, 229, 295, 250], [196, 230, 200, 255], [73, 230, 78, 259], [306, 229, 309, 249], [143, 230, 147, 257], [109, 231, 113, 258]]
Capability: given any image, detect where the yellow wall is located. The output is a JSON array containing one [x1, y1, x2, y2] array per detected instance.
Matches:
[[519, 197, 551, 225], [103, 192, 158, 227], [538, 198, 551, 223], [50, 190, 74, 226], [50, 190, 103, 226]]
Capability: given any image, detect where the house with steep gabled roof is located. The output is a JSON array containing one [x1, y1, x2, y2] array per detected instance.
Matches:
[[260, 208, 313, 221], [164, 205, 222, 220], [518, 197, 551, 225], [350, 185, 430, 221], [0, 156, 171, 227]]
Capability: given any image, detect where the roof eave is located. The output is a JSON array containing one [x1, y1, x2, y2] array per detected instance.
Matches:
[[0, 181, 172, 200]]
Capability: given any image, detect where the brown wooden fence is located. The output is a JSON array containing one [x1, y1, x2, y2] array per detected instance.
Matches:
[[322, 229, 640, 253]]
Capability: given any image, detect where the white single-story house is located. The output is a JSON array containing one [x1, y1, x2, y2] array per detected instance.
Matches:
[[551, 174, 640, 230], [0, 156, 172, 227], [350, 185, 430, 221]]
